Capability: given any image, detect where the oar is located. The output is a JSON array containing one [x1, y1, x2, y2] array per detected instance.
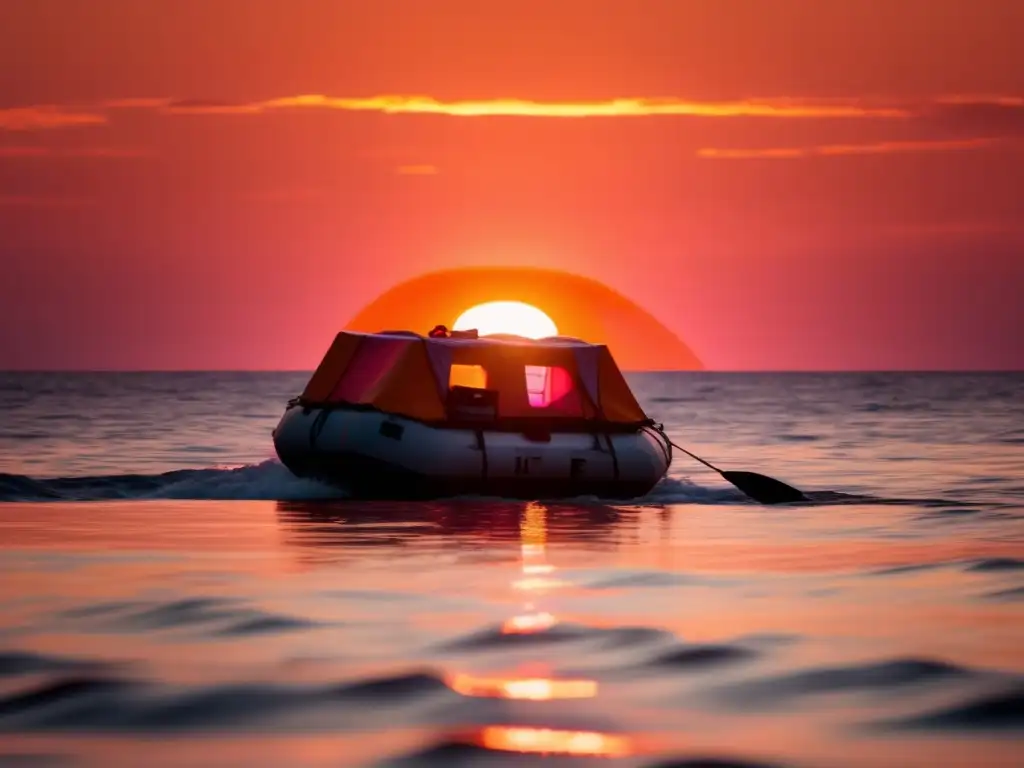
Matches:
[[665, 438, 808, 505]]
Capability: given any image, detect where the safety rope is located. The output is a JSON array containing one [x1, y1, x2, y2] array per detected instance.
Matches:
[[643, 421, 675, 467]]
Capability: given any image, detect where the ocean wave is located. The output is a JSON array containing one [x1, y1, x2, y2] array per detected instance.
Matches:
[[645, 759, 791, 768], [0, 665, 626, 735], [710, 657, 988, 709], [577, 569, 727, 590], [0, 650, 109, 678], [0, 753, 71, 767], [643, 644, 759, 670], [0, 461, 343, 502], [384, 738, 791, 768], [57, 596, 321, 638], [965, 557, 1024, 572], [0, 463, 744, 505], [982, 587, 1024, 602], [378, 739, 502, 767], [870, 685, 1024, 732], [0, 668, 458, 733], [632, 477, 746, 505], [868, 558, 1024, 577], [439, 622, 597, 652], [0, 461, 997, 512]]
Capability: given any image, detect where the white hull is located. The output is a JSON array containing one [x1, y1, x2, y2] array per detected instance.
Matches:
[[273, 405, 670, 499]]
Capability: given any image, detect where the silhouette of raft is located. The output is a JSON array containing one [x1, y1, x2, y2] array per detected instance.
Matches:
[[273, 328, 671, 499]]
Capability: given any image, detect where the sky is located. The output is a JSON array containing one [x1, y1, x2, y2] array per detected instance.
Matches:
[[1, 0, 1022, 370]]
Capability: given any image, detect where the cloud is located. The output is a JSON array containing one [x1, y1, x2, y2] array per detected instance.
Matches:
[[926, 96, 1024, 138], [154, 94, 906, 119], [697, 137, 1005, 159], [0, 106, 107, 131], [7, 95, 1022, 170], [10, 92, 1018, 128], [162, 98, 263, 115]]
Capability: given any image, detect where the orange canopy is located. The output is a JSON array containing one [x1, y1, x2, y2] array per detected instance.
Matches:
[[300, 331, 648, 425]]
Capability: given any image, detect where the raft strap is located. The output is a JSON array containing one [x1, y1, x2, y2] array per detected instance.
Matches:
[[309, 409, 330, 448], [603, 432, 620, 481], [474, 430, 489, 480]]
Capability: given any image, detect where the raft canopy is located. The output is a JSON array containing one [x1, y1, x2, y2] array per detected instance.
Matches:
[[299, 331, 649, 426]]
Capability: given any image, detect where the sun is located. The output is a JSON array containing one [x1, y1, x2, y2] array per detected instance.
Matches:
[[453, 301, 559, 339]]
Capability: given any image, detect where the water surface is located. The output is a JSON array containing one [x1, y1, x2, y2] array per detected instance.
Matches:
[[0, 372, 1022, 767]]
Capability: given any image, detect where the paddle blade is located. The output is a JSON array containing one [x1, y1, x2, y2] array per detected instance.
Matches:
[[721, 470, 807, 505]]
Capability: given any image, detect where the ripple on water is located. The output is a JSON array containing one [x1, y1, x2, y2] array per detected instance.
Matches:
[[439, 623, 591, 653], [0, 669, 459, 733], [439, 622, 684, 655], [711, 657, 983, 709], [868, 563, 947, 577], [982, 586, 1024, 602], [379, 724, 637, 766], [579, 570, 727, 590], [870, 685, 1024, 732], [330, 671, 451, 702], [645, 759, 793, 768], [383, 736, 793, 768], [0, 665, 637, 736], [868, 557, 1024, 577], [913, 507, 983, 521], [0, 675, 144, 730], [379, 740, 501, 767], [0, 650, 110, 678], [0, 754, 73, 768], [58, 596, 319, 637], [643, 644, 760, 671], [964, 558, 1024, 573]]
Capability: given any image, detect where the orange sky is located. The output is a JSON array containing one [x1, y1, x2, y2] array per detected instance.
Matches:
[[1, 0, 1022, 370]]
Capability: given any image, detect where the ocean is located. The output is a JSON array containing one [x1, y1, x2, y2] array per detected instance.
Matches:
[[0, 371, 1021, 767]]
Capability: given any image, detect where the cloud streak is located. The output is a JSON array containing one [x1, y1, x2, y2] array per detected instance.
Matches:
[[155, 94, 907, 119], [5, 94, 1023, 173], [5, 93, 1020, 126], [697, 137, 1005, 159], [0, 106, 107, 131]]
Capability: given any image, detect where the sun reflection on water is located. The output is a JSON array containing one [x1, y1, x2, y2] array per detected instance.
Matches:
[[478, 726, 632, 757], [501, 610, 557, 634], [448, 673, 597, 700], [453, 502, 633, 757], [503, 501, 563, 635]]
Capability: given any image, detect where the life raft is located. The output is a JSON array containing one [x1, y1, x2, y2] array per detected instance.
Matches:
[[273, 328, 672, 499]]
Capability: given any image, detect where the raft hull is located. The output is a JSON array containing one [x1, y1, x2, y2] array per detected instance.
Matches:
[[272, 405, 670, 500]]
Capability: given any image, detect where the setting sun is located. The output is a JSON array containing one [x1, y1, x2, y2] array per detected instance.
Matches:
[[453, 301, 558, 339]]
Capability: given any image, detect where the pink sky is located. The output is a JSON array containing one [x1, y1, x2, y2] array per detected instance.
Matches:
[[1, 0, 1022, 370]]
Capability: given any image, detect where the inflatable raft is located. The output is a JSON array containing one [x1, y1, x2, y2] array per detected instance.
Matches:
[[273, 327, 672, 499]]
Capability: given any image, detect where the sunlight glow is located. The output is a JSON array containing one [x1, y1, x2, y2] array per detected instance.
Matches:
[[513, 576, 568, 591], [503, 503, 561, 634], [479, 726, 632, 757], [501, 611, 557, 634], [448, 673, 597, 700], [453, 301, 558, 339]]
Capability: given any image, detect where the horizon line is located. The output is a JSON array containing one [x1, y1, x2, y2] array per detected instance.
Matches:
[[2, 368, 1021, 375]]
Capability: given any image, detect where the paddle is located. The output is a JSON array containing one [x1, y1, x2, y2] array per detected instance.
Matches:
[[665, 438, 808, 505]]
